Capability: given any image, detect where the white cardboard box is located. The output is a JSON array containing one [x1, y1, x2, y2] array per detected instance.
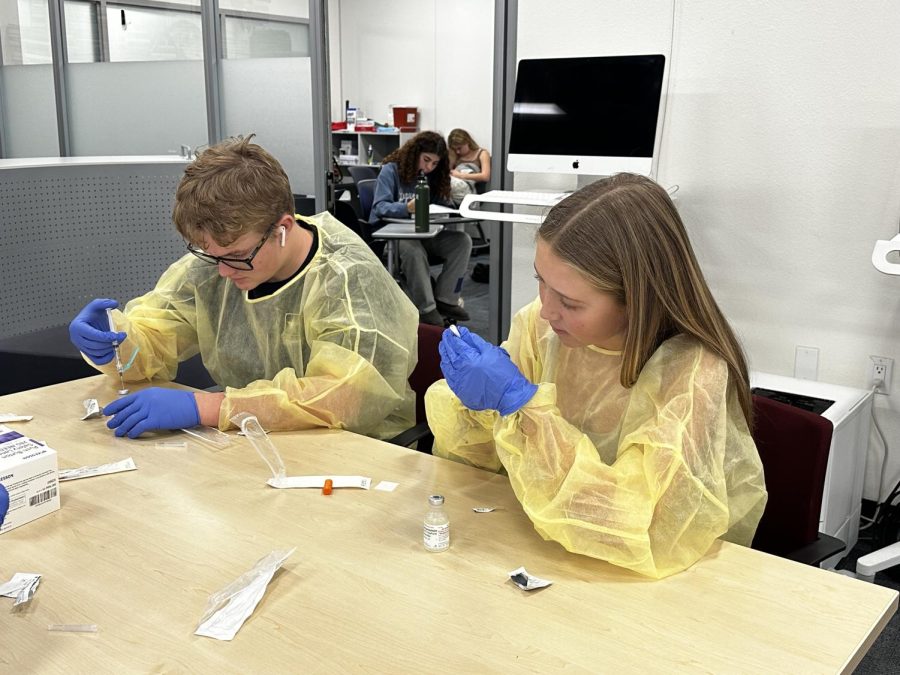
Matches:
[[0, 425, 60, 534]]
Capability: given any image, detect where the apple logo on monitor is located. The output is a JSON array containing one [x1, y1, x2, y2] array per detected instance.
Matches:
[[572, 159, 580, 170]]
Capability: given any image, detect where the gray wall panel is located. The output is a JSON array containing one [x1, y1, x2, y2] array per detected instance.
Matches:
[[0, 162, 189, 339]]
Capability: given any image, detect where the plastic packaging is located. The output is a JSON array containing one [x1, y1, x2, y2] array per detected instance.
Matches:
[[48, 624, 98, 633], [415, 173, 430, 233], [230, 413, 285, 481], [181, 426, 232, 450], [423, 494, 450, 552]]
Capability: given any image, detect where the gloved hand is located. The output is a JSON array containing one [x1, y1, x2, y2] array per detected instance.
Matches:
[[103, 387, 200, 438], [69, 299, 127, 365], [438, 326, 538, 416], [0, 483, 9, 527]]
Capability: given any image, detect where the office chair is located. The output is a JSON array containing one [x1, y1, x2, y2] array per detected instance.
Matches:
[[347, 165, 380, 184], [357, 178, 377, 225], [469, 181, 490, 255], [329, 179, 384, 261], [750, 394, 846, 565], [387, 323, 444, 453], [329, 200, 366, 238], [293, 194, 317, 217]]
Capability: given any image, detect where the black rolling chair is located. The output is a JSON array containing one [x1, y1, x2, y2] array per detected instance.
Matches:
[[330, 200, 367, 240], [339, 179, 385, 261], [469, 181, 490, 255], [357, 178, 377, 225], [347, 165, 380, 184], [293, 194, 317, 217]]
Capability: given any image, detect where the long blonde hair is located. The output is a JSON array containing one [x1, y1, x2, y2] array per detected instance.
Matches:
[[447, 128, 481, 167], [538, 173, 753, 426]]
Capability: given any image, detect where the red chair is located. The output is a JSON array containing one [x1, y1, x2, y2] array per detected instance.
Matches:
[[750, 394, 845, 565], [388, 323, 445, 453]]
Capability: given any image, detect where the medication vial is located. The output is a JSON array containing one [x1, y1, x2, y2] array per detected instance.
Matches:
[[423, 494, 450, 552]]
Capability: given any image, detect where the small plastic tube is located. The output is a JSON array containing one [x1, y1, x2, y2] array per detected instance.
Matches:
[[322, 479, 333, 495], [48, 624, 98, 633], [155, 441, 188, 449], [449, 324, 461, 337]]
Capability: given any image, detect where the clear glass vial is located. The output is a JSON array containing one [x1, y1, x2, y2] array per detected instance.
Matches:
[[423, 494, 450, 552]]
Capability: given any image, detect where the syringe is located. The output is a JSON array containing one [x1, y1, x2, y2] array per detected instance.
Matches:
[[105, 308, 129, 396]]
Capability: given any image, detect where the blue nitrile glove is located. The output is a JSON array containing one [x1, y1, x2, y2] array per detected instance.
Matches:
[[103, 387, 200, 439], [438, 326, 538, 416], [69, 298, 127, 365], [0, 483, 9, 527]]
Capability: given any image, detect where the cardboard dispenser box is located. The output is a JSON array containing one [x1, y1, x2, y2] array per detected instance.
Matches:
[[0, 425, 60, 534]]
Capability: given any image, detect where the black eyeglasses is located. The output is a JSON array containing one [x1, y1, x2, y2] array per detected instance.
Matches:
[[187, 224, 276, 271]]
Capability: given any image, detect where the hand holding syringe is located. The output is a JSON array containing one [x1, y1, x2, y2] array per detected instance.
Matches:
[[105, 308, 129, 396]]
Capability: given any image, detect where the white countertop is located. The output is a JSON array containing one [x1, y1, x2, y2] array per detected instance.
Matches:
[[0, 155, 191, 170]]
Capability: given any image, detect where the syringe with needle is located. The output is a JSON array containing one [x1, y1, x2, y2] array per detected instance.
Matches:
[[105, 308, 129, 396]]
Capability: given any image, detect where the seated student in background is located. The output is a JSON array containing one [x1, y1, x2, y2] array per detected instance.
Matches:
[[370, 131, 472, 327], [69, 135, 419, 440], [447, 128, 492, 207], [426, 173, 768, 579], [448, 128, 491, 187]]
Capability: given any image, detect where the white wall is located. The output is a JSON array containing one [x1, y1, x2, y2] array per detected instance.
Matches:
[[331, 0, 493, 147], [516, 0, 900, 501], [512, 0, 674, 313]]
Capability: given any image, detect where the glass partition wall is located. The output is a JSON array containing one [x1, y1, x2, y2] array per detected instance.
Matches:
[[0, 0, 315, 190], [0, 0, 59, 156]]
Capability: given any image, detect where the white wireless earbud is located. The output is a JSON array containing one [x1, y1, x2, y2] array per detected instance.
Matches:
[[279, 226, 286, 247]]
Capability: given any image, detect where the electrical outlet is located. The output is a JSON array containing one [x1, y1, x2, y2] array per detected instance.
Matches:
[[868, 356, 893, 394], [794, 346, 819, 380]]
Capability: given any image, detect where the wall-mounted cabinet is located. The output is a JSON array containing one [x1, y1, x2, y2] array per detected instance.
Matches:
[[331, 131, 413, 165]]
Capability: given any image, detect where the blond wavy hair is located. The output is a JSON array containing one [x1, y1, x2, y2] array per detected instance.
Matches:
[[172, 134, 294, 247], [538, 173, 753, 427]]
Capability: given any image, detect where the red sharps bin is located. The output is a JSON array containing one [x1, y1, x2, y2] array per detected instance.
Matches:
[[391, 106, 419, 132]]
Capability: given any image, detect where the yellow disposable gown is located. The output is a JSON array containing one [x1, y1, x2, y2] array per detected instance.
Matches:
[[94, 212, 418, 440], [425, 298, 767, 578]]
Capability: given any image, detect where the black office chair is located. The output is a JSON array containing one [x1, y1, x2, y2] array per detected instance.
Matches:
[[469, 181, 490, 255], [293, 194, 317, 217], [388, 323, 444, 453], [750, 394, 846, 565], [357, 178, 377, 225], [347, 165, 380, 185], [330, 200, 366, 239], [338, 179, 385, 260]]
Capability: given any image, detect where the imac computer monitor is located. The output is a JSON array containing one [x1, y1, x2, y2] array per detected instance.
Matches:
[[508, 54, 666, 176]]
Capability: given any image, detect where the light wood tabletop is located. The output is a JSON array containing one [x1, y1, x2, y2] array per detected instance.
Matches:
[[0, 376, 897, 674]]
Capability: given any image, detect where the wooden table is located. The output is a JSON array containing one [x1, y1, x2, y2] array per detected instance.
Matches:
[[1, 377, 897, 673]]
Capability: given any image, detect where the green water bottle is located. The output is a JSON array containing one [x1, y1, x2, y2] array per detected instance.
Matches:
[[415, 172, 430, 233]]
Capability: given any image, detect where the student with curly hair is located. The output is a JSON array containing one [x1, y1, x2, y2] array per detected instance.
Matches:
[[371, 131, 472, 326]]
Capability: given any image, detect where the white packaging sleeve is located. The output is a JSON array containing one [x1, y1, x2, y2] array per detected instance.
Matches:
[[58, 457, 136, 482], [195, 548, 295, 641], [267, 475, 371, 490]]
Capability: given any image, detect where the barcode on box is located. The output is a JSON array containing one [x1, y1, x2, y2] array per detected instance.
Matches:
[[29, 486, 57, 507]]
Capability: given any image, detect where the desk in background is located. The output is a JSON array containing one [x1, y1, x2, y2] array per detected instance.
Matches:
[[379, 214, 479, 275], [1, 376, 897, 673]]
